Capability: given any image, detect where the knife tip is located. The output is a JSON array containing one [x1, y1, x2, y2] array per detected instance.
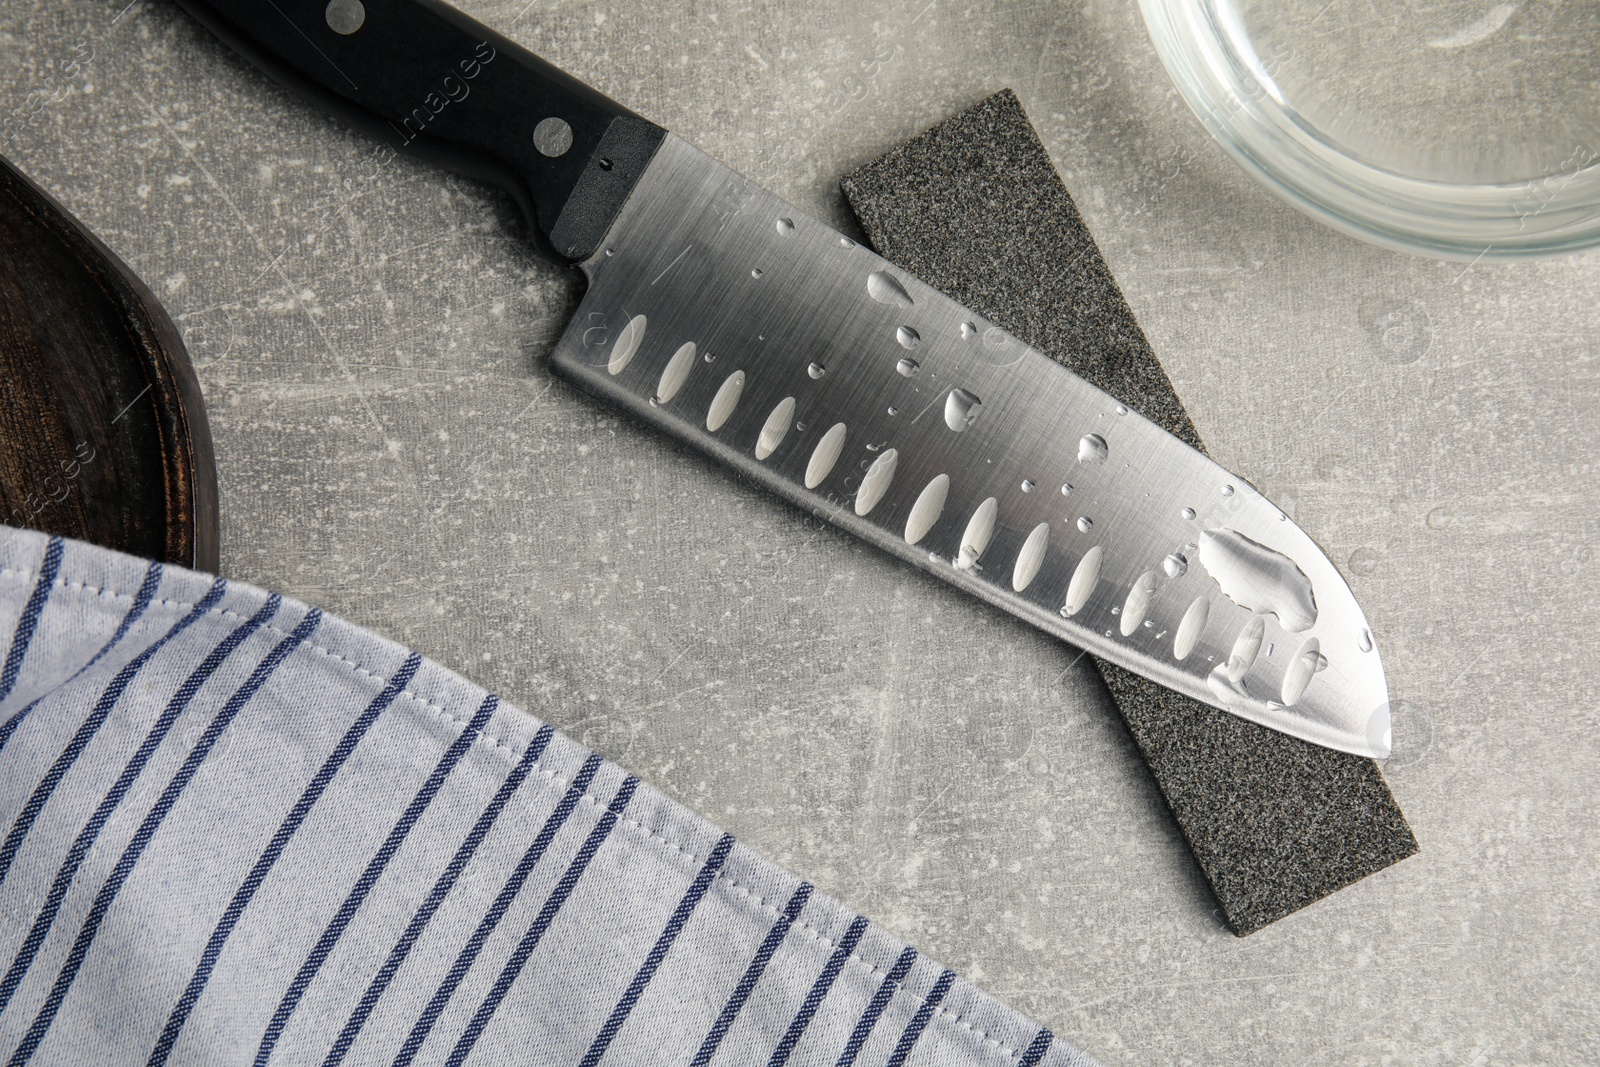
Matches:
[[1366, 699, 1393, 760]]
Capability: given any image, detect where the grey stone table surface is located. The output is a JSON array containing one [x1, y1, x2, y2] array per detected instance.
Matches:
[[2, 1, 1596, 1064]]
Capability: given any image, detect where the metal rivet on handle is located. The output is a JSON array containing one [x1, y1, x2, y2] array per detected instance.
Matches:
[[325, 0, 366, 34], [533, 117, 574, 158]]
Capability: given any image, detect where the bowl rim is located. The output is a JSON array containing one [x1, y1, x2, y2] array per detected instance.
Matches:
[[1136, 0, 1600, 261]]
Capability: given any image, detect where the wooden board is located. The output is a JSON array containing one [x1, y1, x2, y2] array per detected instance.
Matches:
[[0, 153, 218, 571]]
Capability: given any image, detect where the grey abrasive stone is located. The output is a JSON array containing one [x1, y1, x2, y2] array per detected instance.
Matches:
[[841, 89, 1417, 936]]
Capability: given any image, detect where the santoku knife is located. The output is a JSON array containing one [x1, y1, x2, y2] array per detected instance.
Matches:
[[173, 0, 1393, 759]]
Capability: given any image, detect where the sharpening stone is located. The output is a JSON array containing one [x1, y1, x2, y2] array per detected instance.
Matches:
[[841, 89, 1417, 936]]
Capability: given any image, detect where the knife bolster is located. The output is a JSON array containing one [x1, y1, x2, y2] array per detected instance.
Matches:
[[173, 0, 665, 262]]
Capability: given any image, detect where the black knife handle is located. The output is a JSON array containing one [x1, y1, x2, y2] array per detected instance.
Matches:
[[172, 0, 665, 261]]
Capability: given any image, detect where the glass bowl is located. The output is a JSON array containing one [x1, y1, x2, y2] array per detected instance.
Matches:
[[1137, 0, 1600, 260]]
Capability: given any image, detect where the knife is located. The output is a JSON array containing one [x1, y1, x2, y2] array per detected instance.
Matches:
[[172, 0, 1392, 759]]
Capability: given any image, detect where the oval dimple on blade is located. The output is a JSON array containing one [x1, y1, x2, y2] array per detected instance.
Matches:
[[1062, 546, 1102, 617], [655, 341, 696, 403], [805, 423, 847, 488], [755, 397, 795, 460], [1012, 523, 1050, 592], [706, 371, 745, 431], [608, 314, 647, 375], [1121, 571, 1159, 636], [904, 474, 948, 545], [956, 497, 997, 570], [1226, 615, 1267, 683], [855, 448, 898, 516], [1173, 596, 1209, 660]]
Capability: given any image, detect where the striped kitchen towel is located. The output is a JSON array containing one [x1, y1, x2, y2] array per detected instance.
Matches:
[[0, 526, 1097, 1067]]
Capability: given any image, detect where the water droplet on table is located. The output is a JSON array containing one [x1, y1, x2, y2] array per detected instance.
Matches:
[[1348, 546, 1381, 576]]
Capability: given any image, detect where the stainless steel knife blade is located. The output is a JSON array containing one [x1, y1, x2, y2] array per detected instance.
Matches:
[[175, 0, 1391, 759], [546, 137, 1391, 759]]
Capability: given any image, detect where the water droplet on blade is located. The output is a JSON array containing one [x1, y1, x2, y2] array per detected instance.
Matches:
[[855, 448, 899, 516], [751, 268, 764, 278], [904, 474, 949, 545], [1013, 523, 1050, 591], [1162, 553, 1188, 578], [897, 326, 921, 350], [956, 497, 998, 570], [1061, 545, 1103, 616], [776, 217, 795, 235], [1221, 484, 1235, 496], [1198, 528, 1318, 632], [754, 396, 796, 461], [1021, 479, 1035, 493], [705, 371, 745, 432], [1061, 483, 1074, 496], [1115, 405, 1128, 415], [1120, 571, 1159, 636], [867, 270, 915, 308], [1359, 628, 1374, 652], [654, 341, 697, 404], [607, 313, 647, 375], [896, 357, 920, 377], [1078, 433, 1109, 464], [1076, 516, 1093, 533], [1173, 597, 1209, 660], [1181, 507, 1197, 520], [960, 321, 978, 339], [804, 423, 848, 488], [944, 389, 982, 432], [808, 362, 826, 379]]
